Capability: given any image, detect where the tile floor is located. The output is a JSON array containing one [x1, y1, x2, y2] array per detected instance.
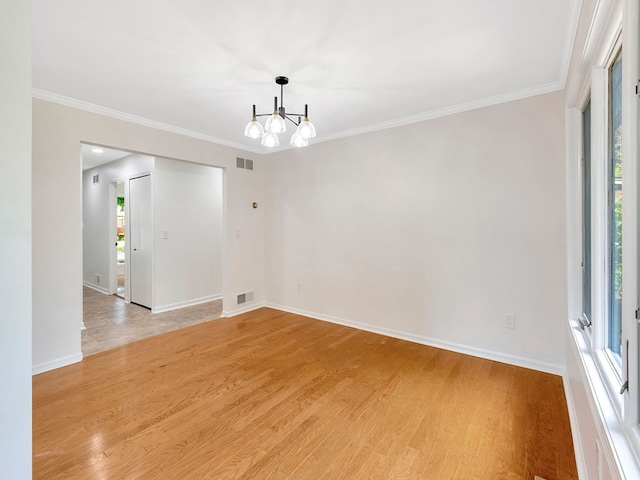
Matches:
[[82, 286, 223, 356]]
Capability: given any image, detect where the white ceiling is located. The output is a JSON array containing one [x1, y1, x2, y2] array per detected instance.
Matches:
[[33, 1, 580, 153], [81, 144, 131, 170]]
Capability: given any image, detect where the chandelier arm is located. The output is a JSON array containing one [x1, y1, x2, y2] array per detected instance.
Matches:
[[284, 115, 300, 126], [254, 113, 271, 117]]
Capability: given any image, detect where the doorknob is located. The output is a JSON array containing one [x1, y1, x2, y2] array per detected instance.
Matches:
[[134, 248, 138, 251]]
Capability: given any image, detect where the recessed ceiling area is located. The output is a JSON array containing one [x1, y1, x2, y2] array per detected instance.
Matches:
[[33, 1, 580, 152]]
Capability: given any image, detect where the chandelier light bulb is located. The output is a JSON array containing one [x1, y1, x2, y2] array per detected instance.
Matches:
[[296, 105, 316, 138], [244, 105, 265, 139], [296, 119, 316, 139], [244, 119, 264, 139], [261, 131, 279, 147], [265, 113, 286, 133], [290, 131, 308, 148], [265, 96, 286, 133]]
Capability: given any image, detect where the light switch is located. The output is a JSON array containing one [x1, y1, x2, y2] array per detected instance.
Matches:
[[163, 230, 169, 239]]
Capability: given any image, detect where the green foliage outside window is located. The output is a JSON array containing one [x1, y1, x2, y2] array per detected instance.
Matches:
[[613, 127, 622, 298]]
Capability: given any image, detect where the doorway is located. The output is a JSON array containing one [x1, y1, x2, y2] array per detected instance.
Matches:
[[115, 181, 125, 298], [81, 144, 225, 355]]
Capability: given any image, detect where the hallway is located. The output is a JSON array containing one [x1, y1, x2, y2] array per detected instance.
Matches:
[[82, 287, 223, 355]]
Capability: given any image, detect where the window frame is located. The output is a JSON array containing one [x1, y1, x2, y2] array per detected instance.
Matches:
[[588, 32, 625, 400]]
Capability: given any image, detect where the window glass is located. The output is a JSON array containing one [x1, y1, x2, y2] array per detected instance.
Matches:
[[608, 49, 623, 359]]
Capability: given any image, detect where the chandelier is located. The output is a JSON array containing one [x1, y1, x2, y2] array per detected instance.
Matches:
[[244, 76, 316, 148]]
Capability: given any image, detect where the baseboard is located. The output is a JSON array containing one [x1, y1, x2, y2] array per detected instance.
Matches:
[[83, 281, 110, 295], [563, 373, 589, 479], [152, 293, 223, 314], [33, 352, 83, 375], [265, 303, 563, 375], [222, 302, 266, 318]]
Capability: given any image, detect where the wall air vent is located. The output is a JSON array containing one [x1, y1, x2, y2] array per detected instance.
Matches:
[[236, 291, 254, 305], [92, 174, 100, 184], [236, 157, 253, 170]]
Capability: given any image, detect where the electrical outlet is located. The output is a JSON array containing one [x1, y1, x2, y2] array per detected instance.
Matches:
[[297, 283, 302, 294], [505, 314, 516, 329]]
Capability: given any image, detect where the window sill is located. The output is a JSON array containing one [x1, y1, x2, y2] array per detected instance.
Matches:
[[568, 319, 640, 479]]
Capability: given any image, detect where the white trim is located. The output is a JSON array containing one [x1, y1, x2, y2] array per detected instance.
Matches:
[[35, 79, 568, 158], [221, 302, 266, 318], [620, 0, 640, 437], [266, 303, 563, 375], [559, 0, 586, 89], [591, 65, 608, 355], [82, 281, 110, 295], [151, 293, 223, 314], [567, 320, 640, 479], [567, 0, 621, 107], [31, 88, 265, 156], [32, 352, 83, 375], [307, 81, 565, 149], [566, 107, 583, 321], [563, 372, 590, 480]]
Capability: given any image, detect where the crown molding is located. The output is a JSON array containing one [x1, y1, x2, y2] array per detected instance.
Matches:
[[559, 0, 585, 89], [35, 76, 565, 157], [31, 88, 265, 155], [307, 80, 564, 148]]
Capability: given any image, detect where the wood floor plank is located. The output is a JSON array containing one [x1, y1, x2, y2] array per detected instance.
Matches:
[[33, 307, 578, 479]]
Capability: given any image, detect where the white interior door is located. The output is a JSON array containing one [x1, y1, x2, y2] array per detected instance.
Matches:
[[129, 174, 152, 308]]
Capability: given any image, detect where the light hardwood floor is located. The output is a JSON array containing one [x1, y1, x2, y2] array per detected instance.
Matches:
[[34, 308, 577, 479]]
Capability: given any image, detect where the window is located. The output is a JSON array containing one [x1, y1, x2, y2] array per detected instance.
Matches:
[[567, 2, 640, 475], [607, 49, 623, 361]]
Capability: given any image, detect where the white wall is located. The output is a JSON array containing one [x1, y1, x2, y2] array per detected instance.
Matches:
[[0, 1, 32, 476], [265, 91, 568, 372], [154, 157, 223, 311], [82, 153, 154, 292], [33, 98, 265, 373]]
